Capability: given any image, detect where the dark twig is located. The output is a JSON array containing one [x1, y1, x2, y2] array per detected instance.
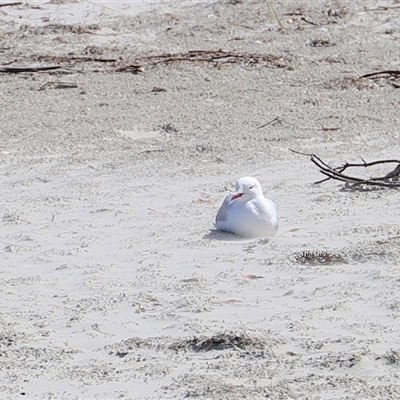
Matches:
[[0, 1, 22, 7], [301, 17, 319, 26], [256, 117, 280, 129], [289, 149, 400, 188], [360, 70, 400, 79], [0, 65, 62, 73]]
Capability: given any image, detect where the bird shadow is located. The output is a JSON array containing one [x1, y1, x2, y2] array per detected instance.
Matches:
[[203, 229, 249, 242]]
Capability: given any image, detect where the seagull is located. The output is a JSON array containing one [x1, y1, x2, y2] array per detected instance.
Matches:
[[215, 176, 279, 238]]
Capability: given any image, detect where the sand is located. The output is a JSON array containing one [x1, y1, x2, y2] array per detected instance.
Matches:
[[1, 0, 400, 398]]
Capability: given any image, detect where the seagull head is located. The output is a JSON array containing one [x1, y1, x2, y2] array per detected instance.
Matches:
[[231, 176, 263, 201]]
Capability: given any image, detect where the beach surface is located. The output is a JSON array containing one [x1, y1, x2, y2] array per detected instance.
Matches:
[[1, 0, 400, 398]]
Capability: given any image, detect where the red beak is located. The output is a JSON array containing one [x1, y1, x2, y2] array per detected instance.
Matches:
[[231, 192, 243, 200]]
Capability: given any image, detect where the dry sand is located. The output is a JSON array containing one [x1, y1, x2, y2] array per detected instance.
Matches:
[[1, 0, 400, 398]]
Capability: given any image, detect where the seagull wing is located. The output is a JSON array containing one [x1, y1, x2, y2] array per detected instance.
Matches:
[[215, 194, 234, 225]]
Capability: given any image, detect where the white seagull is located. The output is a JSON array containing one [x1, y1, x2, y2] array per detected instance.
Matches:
[[215, 176, 279, 238]]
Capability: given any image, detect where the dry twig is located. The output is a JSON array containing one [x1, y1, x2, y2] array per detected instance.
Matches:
[[0, 65, 61, 73], [360, 70, 400, 79], [0, 1, 21, 6], [290, 149, 400, 188]]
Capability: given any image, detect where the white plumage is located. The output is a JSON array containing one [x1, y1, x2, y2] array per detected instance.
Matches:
[[215, 177, 279, 238]]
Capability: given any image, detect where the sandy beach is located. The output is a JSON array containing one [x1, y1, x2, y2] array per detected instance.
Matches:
[[1, 0, 400, 398]]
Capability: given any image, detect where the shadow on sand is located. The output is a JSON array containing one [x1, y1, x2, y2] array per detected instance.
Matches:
[[203, 229, 250, 242]]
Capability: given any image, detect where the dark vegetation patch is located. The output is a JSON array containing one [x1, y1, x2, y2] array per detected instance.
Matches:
[[169, 332, 265, 352], [294, 251, 346, 265], [107, 332, 266, 357]]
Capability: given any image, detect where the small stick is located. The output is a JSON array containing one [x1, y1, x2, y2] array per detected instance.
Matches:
[[0, 1, 22, 7], [301, 17, 319, 26], [360, 70, 400, 79], [0, 65, 61, 73], [257, 117, 280, 129]]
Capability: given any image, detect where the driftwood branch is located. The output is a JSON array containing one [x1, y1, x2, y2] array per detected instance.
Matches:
[[0, 49, 289, 75], [290, 149, 400, 188]]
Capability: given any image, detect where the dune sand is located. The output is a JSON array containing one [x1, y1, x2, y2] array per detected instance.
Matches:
[[1, 0, 400, 398]]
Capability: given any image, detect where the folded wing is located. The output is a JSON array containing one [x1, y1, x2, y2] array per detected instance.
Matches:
[[215, 194, 233, 225]]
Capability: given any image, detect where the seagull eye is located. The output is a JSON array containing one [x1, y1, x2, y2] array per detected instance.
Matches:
[[249, 185, 254, 189]]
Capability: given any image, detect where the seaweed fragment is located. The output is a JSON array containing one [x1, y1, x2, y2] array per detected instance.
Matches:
[[294, 251, 346, 265], [169, 332, 265, 352]]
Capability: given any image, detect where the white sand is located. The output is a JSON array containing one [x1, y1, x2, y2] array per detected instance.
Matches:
[[1, 0, 400, 398]]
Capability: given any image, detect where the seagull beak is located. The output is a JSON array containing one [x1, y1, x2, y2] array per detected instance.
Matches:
[[231, 192, 243, 200]]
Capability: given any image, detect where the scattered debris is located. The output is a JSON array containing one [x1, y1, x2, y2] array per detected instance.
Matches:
[[107, 332, 265, 355], [294, 250, 346, 265], [169, 332, 265, 352], [115, 351, 129, 358], [1, 49, 291, 75], [359, 70, 400, 89], [241, 273, 264, 281], [141, 49, 290, 68], [383, 349, 400, 364], [161, 123, 178, 133], [151, 86, 167, 93], [308, 39, 335, 47]]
